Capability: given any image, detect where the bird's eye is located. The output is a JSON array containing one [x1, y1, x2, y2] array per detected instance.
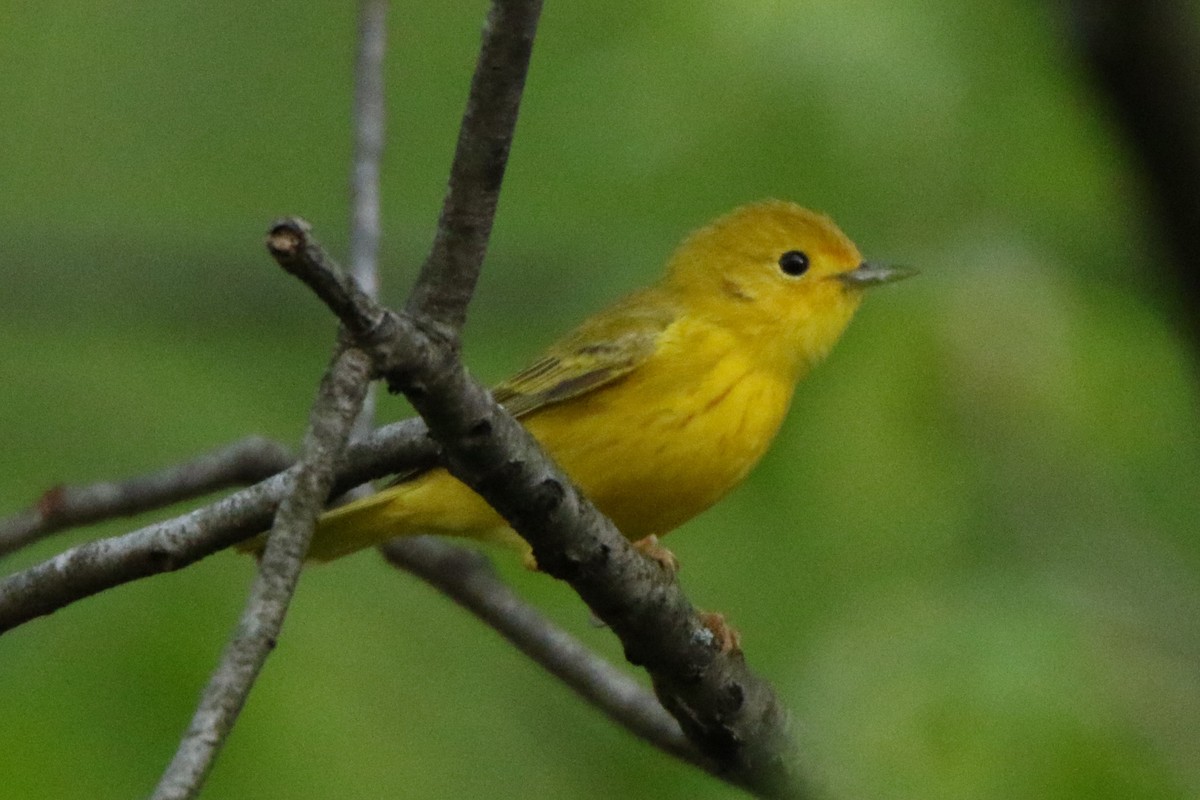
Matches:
[[778, 250, 810, 277]]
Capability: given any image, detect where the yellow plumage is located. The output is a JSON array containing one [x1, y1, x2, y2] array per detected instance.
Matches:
[[301, 200, 912, 562]]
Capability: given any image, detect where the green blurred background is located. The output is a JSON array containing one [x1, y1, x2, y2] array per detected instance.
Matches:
[[2, 1, 1198, 798]]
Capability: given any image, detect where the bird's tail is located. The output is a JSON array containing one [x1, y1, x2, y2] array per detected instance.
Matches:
[[236, 489, 407, 563], [237, 472, 527, 563]]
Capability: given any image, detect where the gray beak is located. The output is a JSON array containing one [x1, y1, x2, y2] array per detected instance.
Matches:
[[836, 261, 918, 287]]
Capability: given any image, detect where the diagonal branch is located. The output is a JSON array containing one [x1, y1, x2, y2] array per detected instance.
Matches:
[[0, 437, 293, 559], [151, 343, 372, 800], [381, 537, 704, 770], [382, 325, 806, 798], [269, 219, 385, 338], [404, 0, 543, 330]]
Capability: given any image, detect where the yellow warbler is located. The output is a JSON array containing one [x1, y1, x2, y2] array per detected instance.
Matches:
[[304, 200, 912, 562]]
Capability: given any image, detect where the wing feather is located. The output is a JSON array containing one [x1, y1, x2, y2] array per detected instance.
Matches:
[[493, 288, 678, 418], [384, 289, 677, 489]]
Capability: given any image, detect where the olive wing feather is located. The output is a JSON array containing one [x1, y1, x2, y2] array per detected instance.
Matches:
[[385, 290, 678, 487], [492, 289, 678, 418]]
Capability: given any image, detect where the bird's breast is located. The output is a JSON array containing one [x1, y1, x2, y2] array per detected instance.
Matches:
[[523, 334, 794, 539]]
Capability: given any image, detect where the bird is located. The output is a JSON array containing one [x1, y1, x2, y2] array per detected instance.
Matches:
[[285, 200, 913, 564]]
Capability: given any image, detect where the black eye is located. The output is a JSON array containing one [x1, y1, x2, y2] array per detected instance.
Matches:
[[778, 250, 809, 276]]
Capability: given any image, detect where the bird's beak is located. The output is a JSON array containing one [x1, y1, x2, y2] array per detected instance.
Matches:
[[836, 261, 918, 287]]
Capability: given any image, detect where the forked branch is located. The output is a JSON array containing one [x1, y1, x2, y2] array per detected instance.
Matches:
[[0, 437, 292, 558], [0, 420, 437, 633]]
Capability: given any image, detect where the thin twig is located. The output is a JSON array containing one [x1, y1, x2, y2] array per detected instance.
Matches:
[[349, 0, 388, 440], [0, 437, 293, 559], [381, 537, 708, 770], [0, 419, 437, 634], [268, 220, 384, 338], [151, 344, 372, 800], [349, 0, 386, 303], [404, 0, 544, 330]]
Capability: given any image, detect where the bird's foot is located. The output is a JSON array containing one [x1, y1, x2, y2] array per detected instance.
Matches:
[[697, 611, 743, 655], [632, 534, 680, 573]]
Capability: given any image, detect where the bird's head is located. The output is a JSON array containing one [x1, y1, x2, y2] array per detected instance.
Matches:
[[664, 200, 914, 374]]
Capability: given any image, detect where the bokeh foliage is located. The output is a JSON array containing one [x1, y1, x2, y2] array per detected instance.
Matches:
[[2, 2, 1198, 798]]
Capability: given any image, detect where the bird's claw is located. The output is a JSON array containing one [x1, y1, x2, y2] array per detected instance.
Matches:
[[633, 534, 680, 573], [697, 611, 743, 655]]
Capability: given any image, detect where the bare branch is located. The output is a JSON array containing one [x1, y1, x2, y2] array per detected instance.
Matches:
[[0, 437, 293, 559], [0, 419, 437, 634], [381, 537, 704, 768], [404, 0, 544, 329], [349, 0, 388, 440], [349, 0, 387, 303], [268, 219, 385, 338], [377, 323, 807, 798], [152, 344, 372, 800]]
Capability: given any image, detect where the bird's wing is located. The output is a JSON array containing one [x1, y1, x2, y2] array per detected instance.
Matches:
[[383, 289, 678, 489], [492, 288, 679, 419]]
